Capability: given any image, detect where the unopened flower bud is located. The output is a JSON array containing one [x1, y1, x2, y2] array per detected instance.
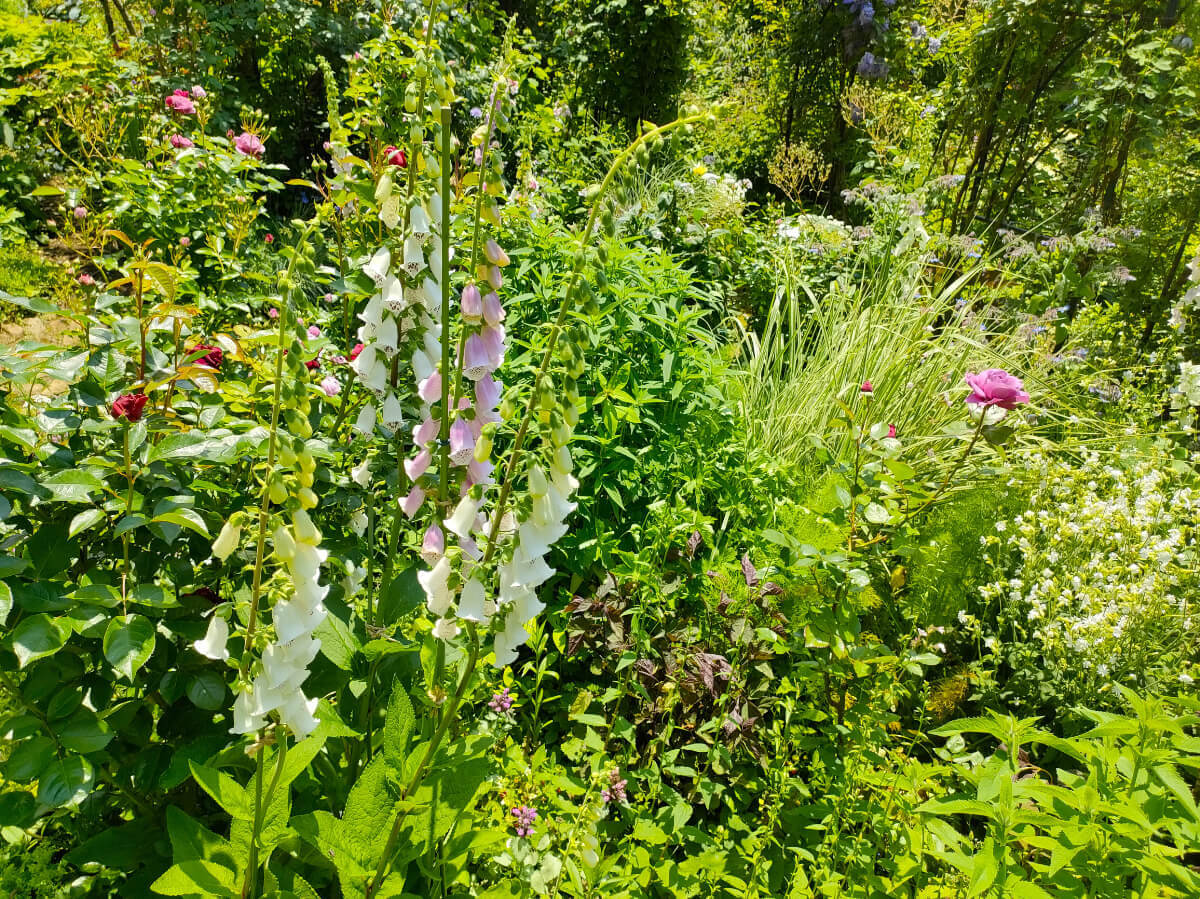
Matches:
[[212, 520, 241, 560]]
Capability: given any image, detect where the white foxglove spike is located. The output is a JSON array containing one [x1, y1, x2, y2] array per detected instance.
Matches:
[[231, 691, 265, 734], [293, 509, 322, 545], [194, 615, 230, 660], [273, 525, 297, 562], [277, 691, 320, 739], [273, 598, 328, 643], [377, 316, 399, 358]]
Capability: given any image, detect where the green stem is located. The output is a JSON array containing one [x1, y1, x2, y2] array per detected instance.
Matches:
[[437, 104, 454, 508], [241, 727, 288, 899], [121, 423, 134, 611]]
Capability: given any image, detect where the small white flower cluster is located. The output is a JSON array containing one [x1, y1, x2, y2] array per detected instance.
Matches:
[[980, 451, 1200, 693]]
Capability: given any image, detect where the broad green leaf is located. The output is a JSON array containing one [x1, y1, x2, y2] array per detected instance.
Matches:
[[5, 736, 55, 782], [37, 756, 95, 807], [967, 838, 1000, 897], [0, 790, 37, 828], [152, 508, 210, 538], [189, 762, 253, 820], [59, 709, 114, 753], [115, 514, 149, 536], [167, 805, 243, 869], [187, 672, 226, 710], [0, 582, 10, 624], [39, 469, 106, 503], [150, 859, 239, 896], [383, 684, 415, 771], [103, 614, 156, 680], [69, 507, 107, 538], [342, 756, 400, 867], [11, 614, 68, 667]]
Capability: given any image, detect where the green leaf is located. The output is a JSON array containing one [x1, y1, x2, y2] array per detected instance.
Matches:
[[69, 507, 107, 538], [5, 736, 55, 782], [0, 790, 37, 828], [314, 607, 360, 670], [114, 514, 149, 536], [11, 614, 68, 668], [39, 469, 106, 503], [103, 614, 156, 680], [967, 837, 1000, 897], [37, 756, 95, 807], [59, 709, 114, 753], [341, 756, 399, 867], [189, 762, 253, 820], [383, 684, 415, 771], [0, 581, 10, 625], [166, 805, 245, 871], [152, 508, 210, 538], [66, 819, 158, 869], [1153, 764, 1200, 822], [187, 672, 226, 710], [133, 583, 178, 608], [150, 859, 239, 897]]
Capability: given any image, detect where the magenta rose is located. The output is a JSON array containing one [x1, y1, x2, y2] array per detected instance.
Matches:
[[169, 134, 194, 149], [234, 131, 264, 158], [964, 369, 1030, 410], [165, 90, 196, 114]]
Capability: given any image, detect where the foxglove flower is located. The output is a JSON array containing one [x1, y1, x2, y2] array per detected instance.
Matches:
[[212, 520, 241, 560], [461, 283, 483, 322], [194, 615, 230, 660]]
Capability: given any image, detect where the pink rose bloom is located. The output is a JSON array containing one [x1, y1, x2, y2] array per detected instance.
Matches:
[[264, 233, 274, 244], [190, 85, 206, 99], [73, 206, 87, 219], [320, 375, 340, 397], [165, 90, 196, 114], [307, 325, 321, 338], [234, 131, 264, 158], [860, 379, 873, 394], [268, 307, 279, 319], [964, 369, 1030, 410], [179, 236, 191, 247], [169, 134, 194, 149], [77, 273, 95, 286]]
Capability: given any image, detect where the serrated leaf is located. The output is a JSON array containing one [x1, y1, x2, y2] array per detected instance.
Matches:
[[150, 859, 239, 896], [383, 684, 415, 771], [189, 762, 253, 820]]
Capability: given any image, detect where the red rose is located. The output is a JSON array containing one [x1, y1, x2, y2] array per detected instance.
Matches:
[[111, 393, 148, 422], [385, 145, 407, 167], [349, 342, 364, 361], [190, 343, 223, 369], [305, 358, 320, 371]]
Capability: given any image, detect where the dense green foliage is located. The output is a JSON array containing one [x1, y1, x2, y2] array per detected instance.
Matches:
[[0, 1, 1198, 897]]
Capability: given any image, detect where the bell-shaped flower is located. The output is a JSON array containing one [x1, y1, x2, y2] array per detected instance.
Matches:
[[485, 238, 510, 267], [460, 535, 483, 561], [212, 520, 241, 561], [518, 518, 569, 561], [492, 611, 531, 669], [273, 525, 297, 562], [343, 559, 366, 597], [457, 577, 489, 622], [483, 292, 505, 326], [273, 598, 328, 643], [421, 524, 444, 565], [381, 392, 405, 431], [422, 323, 441, 362], [462, 335, 493, 381], [376, 316, 399, 357], [261, 635, 320, 689], [381, 274, 406, 313], [418, 555, 454, 616], [414, 415, 439, 447], [402, 236, 425, 277], [351, 457, 371, 487], [429, 192, 443, 229], [444, 493, 481, 541], [364, 246, 390, 286], [460, 283, 483, 322], [405, 448, 433, 482], [277, 691, 320, 739], [194, 614, 230, 660], [418, 371, 442, 404], [421, 276, 441, 313], [428, 235, 445, 282], [358, 292, 385, 329], [231, 690, 266, 734], [293, 509, 322, 546], [480, 325, 506, 370], [401, 485, 425, 518], [467, 457, 495, 486], [486, 265, 503, 290], [410, 203, 431, 241], [412, 348, 435, 384], [505, 552, 554, 589], [432, 617, 460, 640], [349, 509, 368, 536], [449, 416, 476, 465], [354, 402, 377, 436]]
